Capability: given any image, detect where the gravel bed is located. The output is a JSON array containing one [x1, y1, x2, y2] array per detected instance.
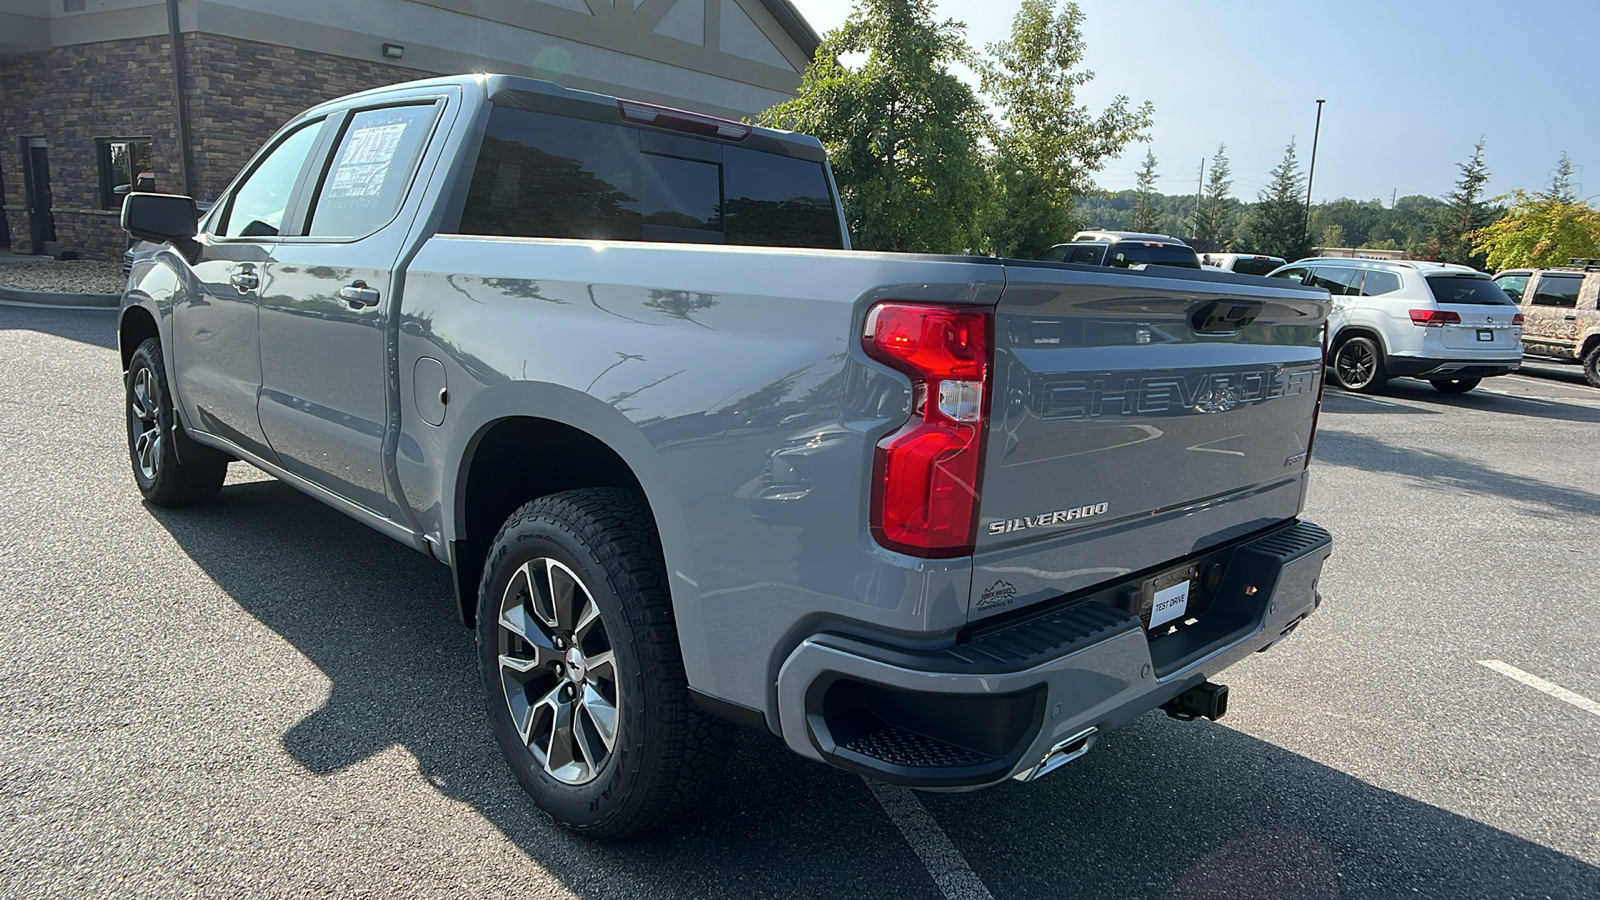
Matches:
[[0, 259, 126, 295]]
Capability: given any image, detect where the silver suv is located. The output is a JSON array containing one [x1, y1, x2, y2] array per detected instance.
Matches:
[[1268, 258, 1522, 395], [1041, 231, 1202, 269]]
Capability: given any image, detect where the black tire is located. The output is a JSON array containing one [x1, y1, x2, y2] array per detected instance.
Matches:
[[1331, 335, 1387, 393], [476, 488, 729, 839], [125, 338, 227, 507], [1582, 343, 1600, 389], [1428, 377, 1481, 395]]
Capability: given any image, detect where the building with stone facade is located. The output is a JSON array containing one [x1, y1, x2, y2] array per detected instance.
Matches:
[[0, 0, 818, 259]]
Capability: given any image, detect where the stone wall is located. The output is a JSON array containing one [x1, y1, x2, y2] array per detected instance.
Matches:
[[0, 33, 427, 260]]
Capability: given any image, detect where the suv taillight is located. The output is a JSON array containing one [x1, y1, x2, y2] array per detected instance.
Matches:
[[863, 304, 991, 557], [1409, 309, 1461, 326], [1513, 313, 1525, 326]]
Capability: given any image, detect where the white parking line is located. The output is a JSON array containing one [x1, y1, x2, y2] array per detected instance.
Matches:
[[1326, 391, 1400, 407], [1478, 659, 1600, 719], [1479, 391, 1556, 406], [863, 778, 995, 900]]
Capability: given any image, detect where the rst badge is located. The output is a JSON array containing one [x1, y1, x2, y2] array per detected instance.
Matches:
[[988, 502, 1109, 535]]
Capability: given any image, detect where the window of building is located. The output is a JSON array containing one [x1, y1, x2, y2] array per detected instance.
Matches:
[[98, 138, 153, 210]]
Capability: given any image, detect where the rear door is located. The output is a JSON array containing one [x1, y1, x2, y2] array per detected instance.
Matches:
[[971, 264, 1328, 619], [1520, 273, 1583, 359], [255, 97, 449, 516]]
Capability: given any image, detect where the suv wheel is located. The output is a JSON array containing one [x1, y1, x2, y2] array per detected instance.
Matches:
[[1582, 343, 1600, 388], [1429, 377, 1481, 395], [476, 488, 729, 839], [125, 338, 227, 507], [1331, 336, 1387, 393]]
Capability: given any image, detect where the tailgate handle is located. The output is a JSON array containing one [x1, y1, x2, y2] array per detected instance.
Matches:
[[1191, 299, 1263, 334]]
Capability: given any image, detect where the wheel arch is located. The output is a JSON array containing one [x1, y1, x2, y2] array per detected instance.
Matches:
[[118, 302, 160, 371], [442, 386, 705, 679], [1328, 324, 1388, 357]]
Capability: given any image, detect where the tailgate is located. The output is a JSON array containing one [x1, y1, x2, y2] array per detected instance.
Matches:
[[971, 264, 1329, 621]]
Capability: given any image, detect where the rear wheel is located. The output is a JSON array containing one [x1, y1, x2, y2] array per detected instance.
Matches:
[[125, 338, 227, 507], [476, 488, 729, 839], [1331, 336, 1387, 393], [1582, 343, 1600, 388], [1429, 377, 1481, 395]]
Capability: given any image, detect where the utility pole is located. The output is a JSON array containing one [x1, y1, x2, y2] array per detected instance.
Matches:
[[1303, 98, 1325, 247], [1391, 188, 1397, 209], [1192, 157, 1205, 238]]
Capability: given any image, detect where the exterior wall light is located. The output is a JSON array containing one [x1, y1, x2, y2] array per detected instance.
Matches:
[[382, 43, 405, 59]]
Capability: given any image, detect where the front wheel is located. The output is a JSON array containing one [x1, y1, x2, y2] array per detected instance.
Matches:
[[476, 488, 729, 839], [1582, 344, 1600, 388], [125, 338, 227, 507], [1429, 377, 1481, 395], [1331, 336, 1387, 393]]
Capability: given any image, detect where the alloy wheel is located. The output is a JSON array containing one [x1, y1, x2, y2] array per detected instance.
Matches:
[[129, 365, 162, 482], [1336, 341, 1375, 389], [496, 557, 621, 785]]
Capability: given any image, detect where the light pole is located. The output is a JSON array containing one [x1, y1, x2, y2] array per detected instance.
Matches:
[[1304, 99, 1325, 250]]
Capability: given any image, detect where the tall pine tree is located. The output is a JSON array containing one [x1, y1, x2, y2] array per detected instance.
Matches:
[[1190, 144, 1234, 247], [1246, 139, 1310, 261], [1130, 149, 1160, 233], [1433, 139, 1491, 268]]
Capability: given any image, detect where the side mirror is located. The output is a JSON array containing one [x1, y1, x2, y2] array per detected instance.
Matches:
[[122, 192, 199, 244]]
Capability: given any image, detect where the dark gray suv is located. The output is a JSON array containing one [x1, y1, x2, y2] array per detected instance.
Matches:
[[1041, 231, 1202, 269]]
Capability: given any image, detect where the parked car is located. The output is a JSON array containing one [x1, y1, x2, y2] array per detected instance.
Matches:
[[1492, 263, 1600, 387], [1203, 253, 1287, 277], [1268, 258, 1522, 395], [118, 74, 1333, 838], [1041, 231, 1202, 269]]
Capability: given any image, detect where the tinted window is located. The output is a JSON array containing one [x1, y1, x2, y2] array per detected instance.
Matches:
[[307, 104, 436, 238], [1272, 267, 1311, 284], [457, 107, 843, 249], [1040, 245, 1069, 262], [1107, 242, 1200, 268], [1309, 267, 1363, 295], [219, 120, 323, 238], [1361, 270, 1401, 296], [1493, 274, 1529, 303], [1530, 274, 1581, 308], [1426, 275, 1515, 306], [1231, 257, 1283, 276], [1069, 246, 1103, 264]]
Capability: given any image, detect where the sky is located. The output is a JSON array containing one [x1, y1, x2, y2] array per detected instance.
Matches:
[[789, 0, 1600, 205]]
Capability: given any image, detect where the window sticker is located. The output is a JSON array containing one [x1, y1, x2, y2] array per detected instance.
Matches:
[[326, 122, 408, 202]]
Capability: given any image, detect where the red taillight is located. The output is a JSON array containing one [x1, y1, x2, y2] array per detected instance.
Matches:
[[1409, 309, 1462, 326], [863, 304, 991, 557], [1513, 313, 1525, 326]]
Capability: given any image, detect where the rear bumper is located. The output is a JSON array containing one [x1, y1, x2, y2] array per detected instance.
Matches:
[[1386, 355, 1520, 379], [775, 519, 1332, 789]]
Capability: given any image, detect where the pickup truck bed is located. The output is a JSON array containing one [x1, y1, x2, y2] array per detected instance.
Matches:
[[118, 74, 1332, 837]]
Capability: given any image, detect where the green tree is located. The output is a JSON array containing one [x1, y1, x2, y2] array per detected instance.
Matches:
[[1544, 152, 1577, 202], [1130, 148, 1160, 233], [1432, 139, 1492, 268], [757, 0, 985, 252], [1470, 189, 1600, 271], [1245, 139, 1311, 261], [1191, 144, 1234, 246], [1320, 224, 1346, 250], [976, 0, 1153, 257]]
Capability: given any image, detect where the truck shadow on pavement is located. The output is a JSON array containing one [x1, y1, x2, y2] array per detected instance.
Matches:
[[0, 304, 117, 350], [149, 479, 1599, 900]]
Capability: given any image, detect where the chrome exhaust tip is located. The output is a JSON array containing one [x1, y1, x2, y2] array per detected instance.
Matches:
[[1014, 726, 1098, 782]]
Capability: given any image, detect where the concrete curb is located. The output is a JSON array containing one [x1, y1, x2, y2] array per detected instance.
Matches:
[[0, 285, 120, 309]]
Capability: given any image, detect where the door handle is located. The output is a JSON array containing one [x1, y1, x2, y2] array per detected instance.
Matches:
[[338, 282, 381, 309], [230, 271, 259, 292], [1564, 314, 1578, 321]]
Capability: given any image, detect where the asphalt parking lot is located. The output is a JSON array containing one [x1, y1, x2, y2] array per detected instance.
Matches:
[[2, 303, 1596, 899]]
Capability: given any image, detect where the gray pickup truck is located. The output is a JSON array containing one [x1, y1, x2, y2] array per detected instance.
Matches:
[[119, 74, 1333, 838]]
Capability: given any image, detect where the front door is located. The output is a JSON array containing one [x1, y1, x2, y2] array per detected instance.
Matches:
[[256, 101, 443, 518], [24, 138, 58, 256]]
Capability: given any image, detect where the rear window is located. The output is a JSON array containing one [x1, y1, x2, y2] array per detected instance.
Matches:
[[456, 106, 843, 249], [1361, 270, 1401, 296], [1107, 242, 1200, 269], [1230, 257, 1283, 276], [1425, 275, 1515, 306]]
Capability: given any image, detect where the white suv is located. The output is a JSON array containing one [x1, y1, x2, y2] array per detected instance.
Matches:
[[1268, 259, 1523, 394]]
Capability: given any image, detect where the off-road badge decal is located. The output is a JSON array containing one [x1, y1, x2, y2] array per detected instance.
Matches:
[[976, 580, 1018, 610]]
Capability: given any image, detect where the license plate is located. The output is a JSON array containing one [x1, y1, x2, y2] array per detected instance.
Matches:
[[1477, 330, 1494, 342], [1145, 566, 1195, 629]]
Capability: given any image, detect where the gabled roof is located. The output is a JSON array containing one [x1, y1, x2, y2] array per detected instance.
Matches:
[[758, 0, 821, 57]]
